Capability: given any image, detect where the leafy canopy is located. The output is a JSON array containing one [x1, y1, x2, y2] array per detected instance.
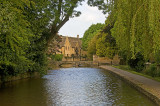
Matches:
[[90, 0, 160, 62], [82, 23, 104, 50]]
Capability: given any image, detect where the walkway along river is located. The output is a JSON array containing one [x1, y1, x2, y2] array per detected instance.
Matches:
[[0, 68, 156, 106]]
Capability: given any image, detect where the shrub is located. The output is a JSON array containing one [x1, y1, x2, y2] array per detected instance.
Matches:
[[145, 64, 158, 77], [155, 50, 160, 64], [128, 53, 145, 72], [157, 68, 160, 77], [51, 54, 63, 61]]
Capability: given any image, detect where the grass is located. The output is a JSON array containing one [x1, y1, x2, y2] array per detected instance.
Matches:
[[112, 65, 160, 82]]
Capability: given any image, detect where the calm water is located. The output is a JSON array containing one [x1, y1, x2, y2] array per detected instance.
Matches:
[[0, 68, 156, 106]]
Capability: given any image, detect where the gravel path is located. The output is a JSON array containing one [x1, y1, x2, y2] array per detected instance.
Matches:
[[100, 65, 160, 105]]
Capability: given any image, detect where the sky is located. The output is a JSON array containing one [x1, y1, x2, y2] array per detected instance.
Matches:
[[59, 1, 107, 38]]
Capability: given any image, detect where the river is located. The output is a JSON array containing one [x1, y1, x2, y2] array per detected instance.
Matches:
[[0, 68, 156, 106]]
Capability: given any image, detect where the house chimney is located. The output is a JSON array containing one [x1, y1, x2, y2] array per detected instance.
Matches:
[[77, 35, 79, 38]]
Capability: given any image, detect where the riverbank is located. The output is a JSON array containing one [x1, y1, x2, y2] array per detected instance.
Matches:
[[100, 65, 160, 105], [113, 65, 160, 82], [0, 72, 40, 84]]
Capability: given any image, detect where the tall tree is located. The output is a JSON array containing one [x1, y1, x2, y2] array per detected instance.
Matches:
[[89, 0, 160, 62], [87, 22, 117, 59], [47, 0, 84, 45], [0, 0, 34, 75], [82, 23, 104, 50], [110, 0, 160, 61], [0, 0, 92, 76]]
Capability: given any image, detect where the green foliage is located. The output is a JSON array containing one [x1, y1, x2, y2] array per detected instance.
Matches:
[[0, 0, 51, 77], [110, 0, 160, 61], [24, 1, 51, 75], [87, 0, 114, 14], [46, 0, 85, 45], [96, 34, 109, 57], [128, 53, 145, 72], [155, 50, 160, 64], [87, 22, 117, 59], [82, 23, 104, 50], [87, 32, 99, 59], [90, 0, 160, 64], [96, 33, 117, 58], [114, 65, 160, 82], [145, 64, 160, 77], [100, 0, 160, 76], [0, 0, 89, 78], [51, 54, 63, 61], [0, 0, 34, 76]]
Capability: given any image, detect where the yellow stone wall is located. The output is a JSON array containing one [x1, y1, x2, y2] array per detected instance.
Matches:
[[64, 37, 74, 57], [93, 55, 120, 65], [61, 47, 65, 54]]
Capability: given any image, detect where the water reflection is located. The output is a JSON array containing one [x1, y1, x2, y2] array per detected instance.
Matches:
[[43, 68, 155, 106], [0, 78, 48, 106], [0, 68, 156, 106]]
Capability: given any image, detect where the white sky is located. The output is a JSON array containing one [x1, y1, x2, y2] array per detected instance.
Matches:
[[59, 1, 107, 38]]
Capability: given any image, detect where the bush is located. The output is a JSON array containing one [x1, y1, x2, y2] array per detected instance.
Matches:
[[155, 50, 160, 64], [158, 69, 160, 77], [128, 53, 145, 72], [0, 64, 15, 76], [51, 54, 63, 61], [145, 64, 159, 77]]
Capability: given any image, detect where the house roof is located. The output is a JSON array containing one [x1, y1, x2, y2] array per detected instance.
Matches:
[[59, 36, 82, 48]]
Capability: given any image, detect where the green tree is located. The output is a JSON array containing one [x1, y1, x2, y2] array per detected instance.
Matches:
[[24, 0, 52, 74], [87, 22, 117, 60], [96, 33, 117, 58], [46, 0, 85, 45], [0, 0, 96, 77], [0, 0, 34, 76], [87, 32, 100, 59], [82, 23, 104, 50], [0, 0, 53, 76], [90, 0, 160, 63]]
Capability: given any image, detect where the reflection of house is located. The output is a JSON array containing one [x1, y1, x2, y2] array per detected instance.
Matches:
[[59, 35, 86, 58]]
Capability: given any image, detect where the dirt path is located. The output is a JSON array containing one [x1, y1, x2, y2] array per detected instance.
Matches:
[[100, 65, 160, 105]]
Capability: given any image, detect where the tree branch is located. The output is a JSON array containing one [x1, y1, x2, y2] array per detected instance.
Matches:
[[48, 0, 79, 45], [56, 0, 78, 31], [56, 15, 69, 31]]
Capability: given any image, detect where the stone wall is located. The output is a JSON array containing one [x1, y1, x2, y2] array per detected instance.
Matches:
[[93, 55, 120, 65], [93, 55, 112, 64], [62, 57, 87, 61]]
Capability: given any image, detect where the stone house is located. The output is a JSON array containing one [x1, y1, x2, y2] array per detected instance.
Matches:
[[59, 35, 86, 59]]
